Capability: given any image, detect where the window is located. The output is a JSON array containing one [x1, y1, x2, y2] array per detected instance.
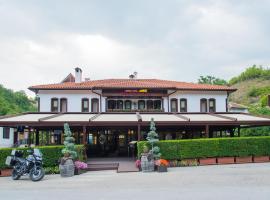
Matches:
[[154, 100, 162, 110], [180, 98, 187, 112], [200, 98, 207, 112], [91, 98, 99, 112], [209, 98, 216, 112], [108, 100, 116, 110], [81, 98, 89, 112], [125, 100, 132, 110], [51, 98, 58, 112], [146, 100, 153, 110], [60, 98, 67, 112], [3, 128, 10, 139], [138, 100, 145, 110], [170, 98, 178, 112], [116, 100, 123, 110]]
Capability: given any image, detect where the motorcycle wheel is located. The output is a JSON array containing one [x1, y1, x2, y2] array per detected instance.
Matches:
[[11, 169, 20, 180], [29, 167, 45, 182]]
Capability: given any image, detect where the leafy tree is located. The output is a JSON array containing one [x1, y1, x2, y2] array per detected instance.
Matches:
[[229, 65, 270, 85], [198, 76, 228, 85], [0, 84, 36, 115], [62, 123, 77, 159], [146, 118, 161, 159]]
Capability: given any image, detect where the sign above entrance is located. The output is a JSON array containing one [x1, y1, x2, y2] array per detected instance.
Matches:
[[124, 89, 148, 93]]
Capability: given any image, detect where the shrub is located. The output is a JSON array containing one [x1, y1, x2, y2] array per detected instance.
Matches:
[[137, 136, 270, 160], [0, 145, 85, 170]]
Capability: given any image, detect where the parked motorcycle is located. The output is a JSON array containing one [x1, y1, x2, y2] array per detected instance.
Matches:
[[5, 148, 45, 181]]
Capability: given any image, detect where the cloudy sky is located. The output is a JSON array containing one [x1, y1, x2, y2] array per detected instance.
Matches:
[[0, 0, 269, 96]]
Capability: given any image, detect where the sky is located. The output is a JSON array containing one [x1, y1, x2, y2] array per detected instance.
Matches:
[[0, 0, 270, 97]]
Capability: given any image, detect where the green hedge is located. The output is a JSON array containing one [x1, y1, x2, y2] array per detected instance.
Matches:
[[0, 145, 85, 170], [137, 136, 270, 160]]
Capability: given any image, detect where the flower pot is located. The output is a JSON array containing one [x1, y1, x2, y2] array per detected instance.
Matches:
[[199, 158, 217, 165], [235, 156, 252, 164], [59, 159, 75, 177], [141, 155, 154, 172], [0, 168, 12, 177], [158, 165, 168, 172], [253, 156, 270, 163], [217, 157, 235, 165]]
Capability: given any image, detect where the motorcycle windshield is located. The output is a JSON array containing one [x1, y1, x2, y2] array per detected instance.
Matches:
[[34, 149, 43, 157]]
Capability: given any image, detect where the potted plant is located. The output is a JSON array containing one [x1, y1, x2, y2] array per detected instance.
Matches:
[[74, 161, 88, 175], [59, 123, 77, 177], [140, 118, 161, 172], [155, 159, 169, 172]]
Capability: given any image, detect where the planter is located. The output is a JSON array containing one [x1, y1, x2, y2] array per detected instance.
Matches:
[[0, 168, 12, 177], [217, 157, 235, 165], [180, 159, 199, 167], [199, 158, 217, 165], [59, 158, 75, 177], [235, 156, 252, 164], [141, 155, 154, 172], [157, 165, 168, 172], [253, 156, 270, 163], [74, 168, 87, 175]]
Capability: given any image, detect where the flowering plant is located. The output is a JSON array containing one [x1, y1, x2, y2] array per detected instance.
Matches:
[[74, 161, 88, 169], [135, 159, 141, 168], [155, 159, 169, 167]]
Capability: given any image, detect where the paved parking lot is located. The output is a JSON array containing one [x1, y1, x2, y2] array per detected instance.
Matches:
[[1, 163, 270, 200]]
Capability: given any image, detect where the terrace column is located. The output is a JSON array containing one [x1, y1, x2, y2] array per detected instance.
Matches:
[[205, 125, 209, 138], [137, 124, 141, 141], [238, 126, 241, 137], [82, 126, 87, 145], [35, 129, 39, 146]]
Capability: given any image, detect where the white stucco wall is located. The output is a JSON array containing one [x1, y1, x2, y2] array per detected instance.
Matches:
[[38, 90, 101, 112], [168, 90, 228, 112], [0, 127, 14, 147]]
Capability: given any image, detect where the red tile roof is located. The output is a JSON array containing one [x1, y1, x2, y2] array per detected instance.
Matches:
[[29, 79, 236, 92]]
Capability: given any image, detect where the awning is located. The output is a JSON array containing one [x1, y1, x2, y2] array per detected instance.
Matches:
[[0, 112, 269, 127]]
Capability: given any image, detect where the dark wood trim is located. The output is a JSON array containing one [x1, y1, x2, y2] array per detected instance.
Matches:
[[89, 113, 101, 121], [209, 98, 216, 113], [60, 98, 68, 112], [39, 113, 64, 122], [91, 98, 99, 113], [179, 98, 187, 112], [200, 98, 208, 112], [81, 98, 89, 112], [170, 98, 178, 112]]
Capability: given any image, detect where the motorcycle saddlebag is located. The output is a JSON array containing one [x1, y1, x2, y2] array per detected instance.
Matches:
[[5, 156, 13, 166]]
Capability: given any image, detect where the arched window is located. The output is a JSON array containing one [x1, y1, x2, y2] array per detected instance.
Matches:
[[154, 100, 162, 110], [138, 100, 145, 110], [51, 98, 58, 112], [180, 98, 187, 112], [200, 98, 208, 112], [125, 100, 132, 110], [116, 100, 123, 110], [209, 98, 216, 112], [91, 98, 99, 112], [60, 98, 67, 112], [170, 98, 178, 112], [146, 100, 153, 110], [108, 100, 116, 110], [81, 98, 89, 112]]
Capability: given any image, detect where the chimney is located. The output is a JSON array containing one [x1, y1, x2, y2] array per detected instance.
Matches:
[[75, 67, 82, 83]]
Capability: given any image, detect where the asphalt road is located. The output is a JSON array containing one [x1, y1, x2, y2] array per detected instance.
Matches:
[[1, 163, 270, 200]]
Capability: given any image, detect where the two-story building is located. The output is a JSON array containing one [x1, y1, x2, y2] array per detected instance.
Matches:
[[0, 68, 269, 156]]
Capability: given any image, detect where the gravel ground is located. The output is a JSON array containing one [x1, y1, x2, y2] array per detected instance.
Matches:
[[1, 163, 270, 200]]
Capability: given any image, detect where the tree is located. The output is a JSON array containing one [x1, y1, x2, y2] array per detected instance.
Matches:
[[198, 76, 228, 85], [62, 123, 77, 159], [146, 118, 161, 159]]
